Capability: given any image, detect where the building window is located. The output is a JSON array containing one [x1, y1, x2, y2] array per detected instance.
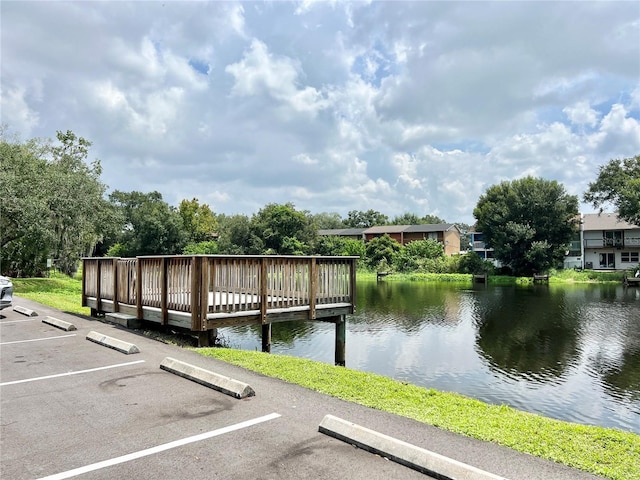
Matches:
[[621, 252, 639, 263], [599, 253, 615, 268], [603, 230, 623, 247], [427, 232, 438, 240], [567, 239, 581, 257]]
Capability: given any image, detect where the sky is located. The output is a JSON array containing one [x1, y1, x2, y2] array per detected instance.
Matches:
[[2, 1, 639, 225]]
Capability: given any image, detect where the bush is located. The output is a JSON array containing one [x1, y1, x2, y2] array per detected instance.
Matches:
[[457, 251, 494, 275], [182, 241, 219, 255], [365, 234, 401, 270], [106, 242, 127, 257]]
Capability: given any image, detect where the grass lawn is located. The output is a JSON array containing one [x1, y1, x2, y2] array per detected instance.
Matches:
[[198, 348, 639, 480], [12, 274, 91, 316]]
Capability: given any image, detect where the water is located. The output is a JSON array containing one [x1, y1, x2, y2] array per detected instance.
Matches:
[[218, 280, 640, 434]]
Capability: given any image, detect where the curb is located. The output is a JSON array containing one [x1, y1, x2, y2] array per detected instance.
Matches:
[[43, 316, 77, 331], [86, 331, 140, 354], [13, 306, 37, 317], [160, 357, 255, 399], [319, 415, 509, 480]]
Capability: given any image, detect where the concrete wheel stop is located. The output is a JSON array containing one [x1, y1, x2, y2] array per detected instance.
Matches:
[[43, 316, 77, 331], [86, 331, 140, 354], [319, 414, 509, 480], [13, 306, 37, 317], [160, 357, 255, 399]]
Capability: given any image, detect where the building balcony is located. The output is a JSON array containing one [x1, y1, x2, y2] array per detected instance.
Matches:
[[584, 237, 640, 248]]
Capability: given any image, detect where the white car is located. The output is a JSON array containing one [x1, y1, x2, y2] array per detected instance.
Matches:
[[0, 275, 13, 310]]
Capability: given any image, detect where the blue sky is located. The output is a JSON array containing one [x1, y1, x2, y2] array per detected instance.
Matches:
[[2, 1, 639, 224]]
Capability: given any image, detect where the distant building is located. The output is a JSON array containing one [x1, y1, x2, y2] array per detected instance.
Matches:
[[468, 230, 501, 267], [318, 224, 461, 256], [581, 213, 640, 270], [317, 228, 366, 241]]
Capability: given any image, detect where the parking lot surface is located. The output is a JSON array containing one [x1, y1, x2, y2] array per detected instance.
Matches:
[[1, 297, 605, 479]]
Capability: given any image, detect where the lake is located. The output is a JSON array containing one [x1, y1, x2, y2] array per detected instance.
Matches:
[[217, 280, 640, 434]]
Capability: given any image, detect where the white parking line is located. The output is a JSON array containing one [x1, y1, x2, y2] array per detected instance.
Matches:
[[38, 412, 282, 480], [0, 360, 146, 386], [0, 318, 40, 324], [1, 334, 76, 345]]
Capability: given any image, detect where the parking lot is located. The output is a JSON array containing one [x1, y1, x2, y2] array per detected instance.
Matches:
[[0, 299, 429, 480], [1, 298, 605, 480]]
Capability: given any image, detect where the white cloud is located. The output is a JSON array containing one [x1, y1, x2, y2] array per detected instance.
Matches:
[[1, 1, 638, 224], [225, 39, 327, 115], [392, 152, 422, 190], [563, 101, 599, 127], [0, 86, 40, 135], [293, 153, 318, 165]]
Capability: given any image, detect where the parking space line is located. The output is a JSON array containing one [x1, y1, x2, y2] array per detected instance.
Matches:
[[0, 318, 40, 324], [37, 412, 282, 480], [1, 334, 77, 345], [0, 360, 146, 386]]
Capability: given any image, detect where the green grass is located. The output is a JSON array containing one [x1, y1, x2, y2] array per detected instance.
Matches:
[[548, 268, 625, 283], [198, 348, 640, 480], [10, 272, 640, 479], [361, 270, 625, 285], [11, 272, 90, 316]]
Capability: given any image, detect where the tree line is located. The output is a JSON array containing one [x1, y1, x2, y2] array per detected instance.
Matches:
[[1, 129, 638, 277]]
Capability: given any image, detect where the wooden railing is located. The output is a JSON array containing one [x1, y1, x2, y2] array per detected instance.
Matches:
[[584, 237, 640, 248], [82, 255, 357, 332]]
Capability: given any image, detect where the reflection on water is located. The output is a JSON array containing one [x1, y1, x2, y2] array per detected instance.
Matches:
[[219, 280, 640, 433]]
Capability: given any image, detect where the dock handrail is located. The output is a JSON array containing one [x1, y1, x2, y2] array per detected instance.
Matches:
[[82, 255, 358, 331]]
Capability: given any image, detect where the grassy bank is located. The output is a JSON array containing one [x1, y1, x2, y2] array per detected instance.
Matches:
[[10, 273, 639, 479], [12, 273, 90, 316], [200, 348, 639, 480], [359, 269, 625, 284]]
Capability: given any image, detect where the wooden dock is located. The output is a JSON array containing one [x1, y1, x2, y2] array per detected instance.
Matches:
[[533, 274, 549, 284], [82, 255, 357, 364], [472, 273, 488, 284], [623, 274, 640, 287]]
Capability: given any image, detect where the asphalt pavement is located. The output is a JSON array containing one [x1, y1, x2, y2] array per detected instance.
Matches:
[[0, 296, 606, 480]]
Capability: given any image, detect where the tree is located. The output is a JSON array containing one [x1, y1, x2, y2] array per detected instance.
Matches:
[[391, 213, 447, 225], [421, 214, 447, 224], [365, 234, 401, 270], [390, 213, 421, 225], [314, 235, 365, 257], [456, 222, 472, 252], [309, 212, 344, 229], [458, 251, 493, 274], [178, 198, 217, 243], [584, 155, 640, 226], [182, 241, 219, 255], [343, 209, 388, 228], [1, 135, 52, 276], [216, 214, 257, 254], [395, 239, 444, 272], [109, 190, 186, 257], [473, 177, 579, 276], [250, 203, 315, 254], [1, 130, 115, 276], [48, 131, 117, 274]]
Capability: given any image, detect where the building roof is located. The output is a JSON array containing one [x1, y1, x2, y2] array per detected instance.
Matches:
[[319, 224, 461, 236], [582, 213, 639, 231], [318, 228, 366, 236], [403, 223, 459, 233], [364, 225, 409, 234], [364, 224, 458, 234]]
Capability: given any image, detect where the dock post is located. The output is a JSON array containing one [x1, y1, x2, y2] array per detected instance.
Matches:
[[335, 315, 346, 367], [262, 323, 272, 353], [198, 329, 217, 347]]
